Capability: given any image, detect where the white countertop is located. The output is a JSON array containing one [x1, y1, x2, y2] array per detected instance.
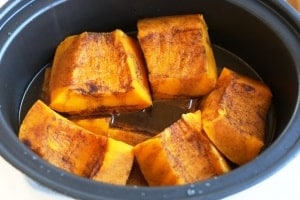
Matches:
[[0, 0, 299, 199]]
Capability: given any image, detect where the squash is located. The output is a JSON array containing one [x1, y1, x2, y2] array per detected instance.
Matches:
[[107, 127, 151, 146], [72, 117, 151, 146], [71, 117, 110, 137], [73, 116, 148, 186], [92, 138, 134, 185], [137, 14, 217, 99], [48, 30, 152, 115], [19, 100, 134, 185], [201, 67, 272, 165], [134, 111, 230, 186], [19, 100, 107, 177]]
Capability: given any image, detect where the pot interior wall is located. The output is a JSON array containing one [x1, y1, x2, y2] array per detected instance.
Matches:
[[0, 0, 299, 199]]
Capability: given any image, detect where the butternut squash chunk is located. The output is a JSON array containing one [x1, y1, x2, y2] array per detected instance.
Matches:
[[49, 30, 152, 115], [201, 67, 272, 165], [19, 100, 134, 185], [107, 127, 151, 146], [134, 111, 230, 186], [71, 117, 110, 137], [92, 138, 134, 185], [138, 14, 217, 99], [19, 100, 107, 178], [72, 117, 151, 146]]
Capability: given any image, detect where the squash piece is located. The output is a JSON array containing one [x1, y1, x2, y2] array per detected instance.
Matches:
[[71, 117, 110, 137], [138, 14, 217, 99], [19, 100, 134, 185], [72, 117, 151, 146], [107, 127, 151, 146], [92, 138, 134, 185], [19, 100, 107, 178], [49, 30, 152, 115], [201, 67, 272, 165], [134, 111, 230, 186]]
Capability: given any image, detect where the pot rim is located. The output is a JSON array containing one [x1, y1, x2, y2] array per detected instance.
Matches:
[[0, 1, 299, 200]]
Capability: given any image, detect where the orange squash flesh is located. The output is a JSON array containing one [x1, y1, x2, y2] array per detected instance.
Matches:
[[48, 30, 152, 115], [201, 67, 272, 165], [72, 117, 151, 146], [19, 100, 107, 177], [92, 138, 134, 185], [138, 14, 217, 99], [19, 100, 134, 185], [134, 111, 230, 186]]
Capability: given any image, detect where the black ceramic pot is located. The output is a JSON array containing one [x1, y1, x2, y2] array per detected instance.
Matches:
[[0, 0, 299, 199]]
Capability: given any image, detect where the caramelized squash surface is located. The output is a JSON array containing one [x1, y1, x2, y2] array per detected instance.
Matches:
[[19, 100, 134, 184], [201, 68, 272, 165], [134, 111, 230, 186], [138, 14, 217, 99], [19, 100, 107, 177], [49, 30, 152, 115]]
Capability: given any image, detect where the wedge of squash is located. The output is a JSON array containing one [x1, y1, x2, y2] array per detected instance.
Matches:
[[48, 30, 152, 115], [201, 67, 272, 165], [134, 111, 230, 186], [72, 117, 151, 146], [19, 100, 133, 185], [138, 14, 217, 99], [92, 138, 134, 185], [71, 117, 110, 137]]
